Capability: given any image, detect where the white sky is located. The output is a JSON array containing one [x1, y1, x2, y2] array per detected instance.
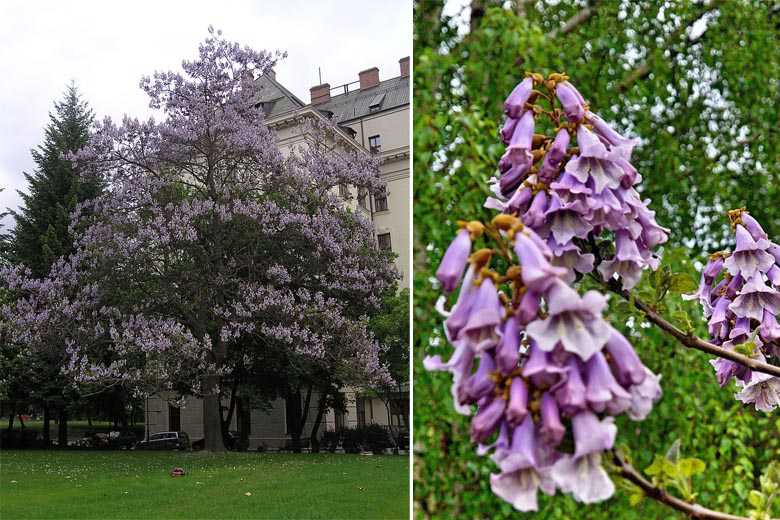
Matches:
[[0, 0, 412, 229]]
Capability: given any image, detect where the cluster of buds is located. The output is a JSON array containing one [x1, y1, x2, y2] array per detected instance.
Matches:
[[488, 72, 669, 290], [685, 209, 780, 412], [427, 207, 662, 510]]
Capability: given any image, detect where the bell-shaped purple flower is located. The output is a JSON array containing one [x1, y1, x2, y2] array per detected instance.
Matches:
[[516, 290, 541, 326], [551, 411, 616, 503], [551, 452, 614, 504], [496, 316, 520, 374], [553, 357, 587, 416], [729, 274, 780, 321], [461, 278, 504, 351], [526, 279, 611, 361], [537, 128, 570, 184], [499, 414, 539, 472], [444, 266, 479, 341], [604, 327, 646, 387], [597, 230, 645, 290], [490, 464, 556, 512], [521, 190, 549, 228], [586, 111, 639, 156], [470, 396, 506, 443], [539, 392, 565, 446], [463, 352, 497, 403], [436, 229, 471, 293], [545, 194, 593, 245], [565, 126, 627, 194], [504, 111, 535, 167], [734, 370, 780, 412], [710, 357, 752, 388], [549, 240, 595, 284], [760, 308, 780, 341], [514, 230, 566, 294], [522, 341, 566, 388], [626, 367, 662, 421], [423, 339, 476, 415], [555, 81, 585, 122], [505, 377, 529, 426], [504, 78, 534, 118], [584, 351, 631, 413], [724, 225, 775, 278], [500, 117, 518, 145], [740, 212, 768, 241], [571, 410, 617, 458]]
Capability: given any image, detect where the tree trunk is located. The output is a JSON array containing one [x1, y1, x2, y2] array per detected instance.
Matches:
[[58, 408, 68, 448], [202, 374, 225, 452], [237, 397, 250, 451], [286, 385, 312, 453], [7, 404, 14, 431], [309, 395, 327, 453], [43, 403, 50, 446], [220, 377, 239, 449]]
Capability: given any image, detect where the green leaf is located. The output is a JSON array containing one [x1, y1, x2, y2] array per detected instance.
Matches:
[[669, 273, 698, 293], [677, 458, 706, 477], [747, 490, 765, 509]]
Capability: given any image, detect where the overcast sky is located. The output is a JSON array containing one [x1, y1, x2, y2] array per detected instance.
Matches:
[[0, 0, 411, 229]]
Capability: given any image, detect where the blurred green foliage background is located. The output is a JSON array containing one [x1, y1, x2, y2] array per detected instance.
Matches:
[[412, 1, 780, 518]]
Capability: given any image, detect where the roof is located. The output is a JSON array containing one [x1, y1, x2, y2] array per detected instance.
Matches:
[[253, 73, 306, 119], [313, 75, 409, 124]]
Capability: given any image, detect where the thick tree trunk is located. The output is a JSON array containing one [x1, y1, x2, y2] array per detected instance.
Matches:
[[42, 403, 50, 446], [202, 374, 225, 452], [309, 395, 327, 453], [237, 397, 250, 451], [220, 377, 239, 449], [57, 408, 68, 448]]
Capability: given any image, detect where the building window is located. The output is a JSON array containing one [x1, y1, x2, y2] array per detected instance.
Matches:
[[377, 232, 392, 252], [368, 134, 381, 154], [339, 183, 349, 199], [374, 185, 388, 212], [168, 405, 180, 432], [356, 397, 366, 428]]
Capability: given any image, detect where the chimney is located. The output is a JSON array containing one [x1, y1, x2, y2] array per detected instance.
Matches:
[[399, 56, 410, 78], [310, 83, 330, 105], [359, 67, 380, 90]]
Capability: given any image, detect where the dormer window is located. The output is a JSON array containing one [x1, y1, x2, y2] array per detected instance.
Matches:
[[369, 134, 381, 154], [368, 92, 385, 111]]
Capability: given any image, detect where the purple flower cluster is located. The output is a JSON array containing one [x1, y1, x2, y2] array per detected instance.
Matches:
[[685, 209, 780, 412], [487, 73, 669, 290], [426, 215, 661, 510]]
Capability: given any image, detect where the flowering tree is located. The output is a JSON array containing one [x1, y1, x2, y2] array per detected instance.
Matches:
[[425, 72, 779, 518], [1, 28, 397, 451]]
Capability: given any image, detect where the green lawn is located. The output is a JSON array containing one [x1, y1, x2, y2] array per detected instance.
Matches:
[[0, 451, 409, 519]]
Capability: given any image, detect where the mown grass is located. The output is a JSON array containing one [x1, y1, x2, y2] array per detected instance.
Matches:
[[0, 450, 409, 519]]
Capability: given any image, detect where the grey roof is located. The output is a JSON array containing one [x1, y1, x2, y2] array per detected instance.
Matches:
[[253, 74, 306, 119], [313, 75, 409, 124]]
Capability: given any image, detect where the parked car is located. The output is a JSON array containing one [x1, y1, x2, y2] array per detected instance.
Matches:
[[109, 430, 139, 450], [134, 431, 190, 451]]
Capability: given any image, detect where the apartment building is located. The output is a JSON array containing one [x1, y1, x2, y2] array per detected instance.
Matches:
[[145, 58, 410, 448]]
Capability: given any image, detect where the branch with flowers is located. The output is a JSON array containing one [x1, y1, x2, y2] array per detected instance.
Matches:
[[424, 71, 779, 516]]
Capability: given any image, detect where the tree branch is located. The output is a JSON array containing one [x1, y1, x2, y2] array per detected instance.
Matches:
[[611, 450, 749, 520], [599, 277, 780, 378], [547, 1, 599, 39], [618, 0, 725, 92]]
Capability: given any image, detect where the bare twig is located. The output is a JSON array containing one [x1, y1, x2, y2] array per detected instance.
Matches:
[[547, 1, 599, 39], [618, 0, 725, 92], [611, 450, 749, 520], [598, 277, 780, 378]]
